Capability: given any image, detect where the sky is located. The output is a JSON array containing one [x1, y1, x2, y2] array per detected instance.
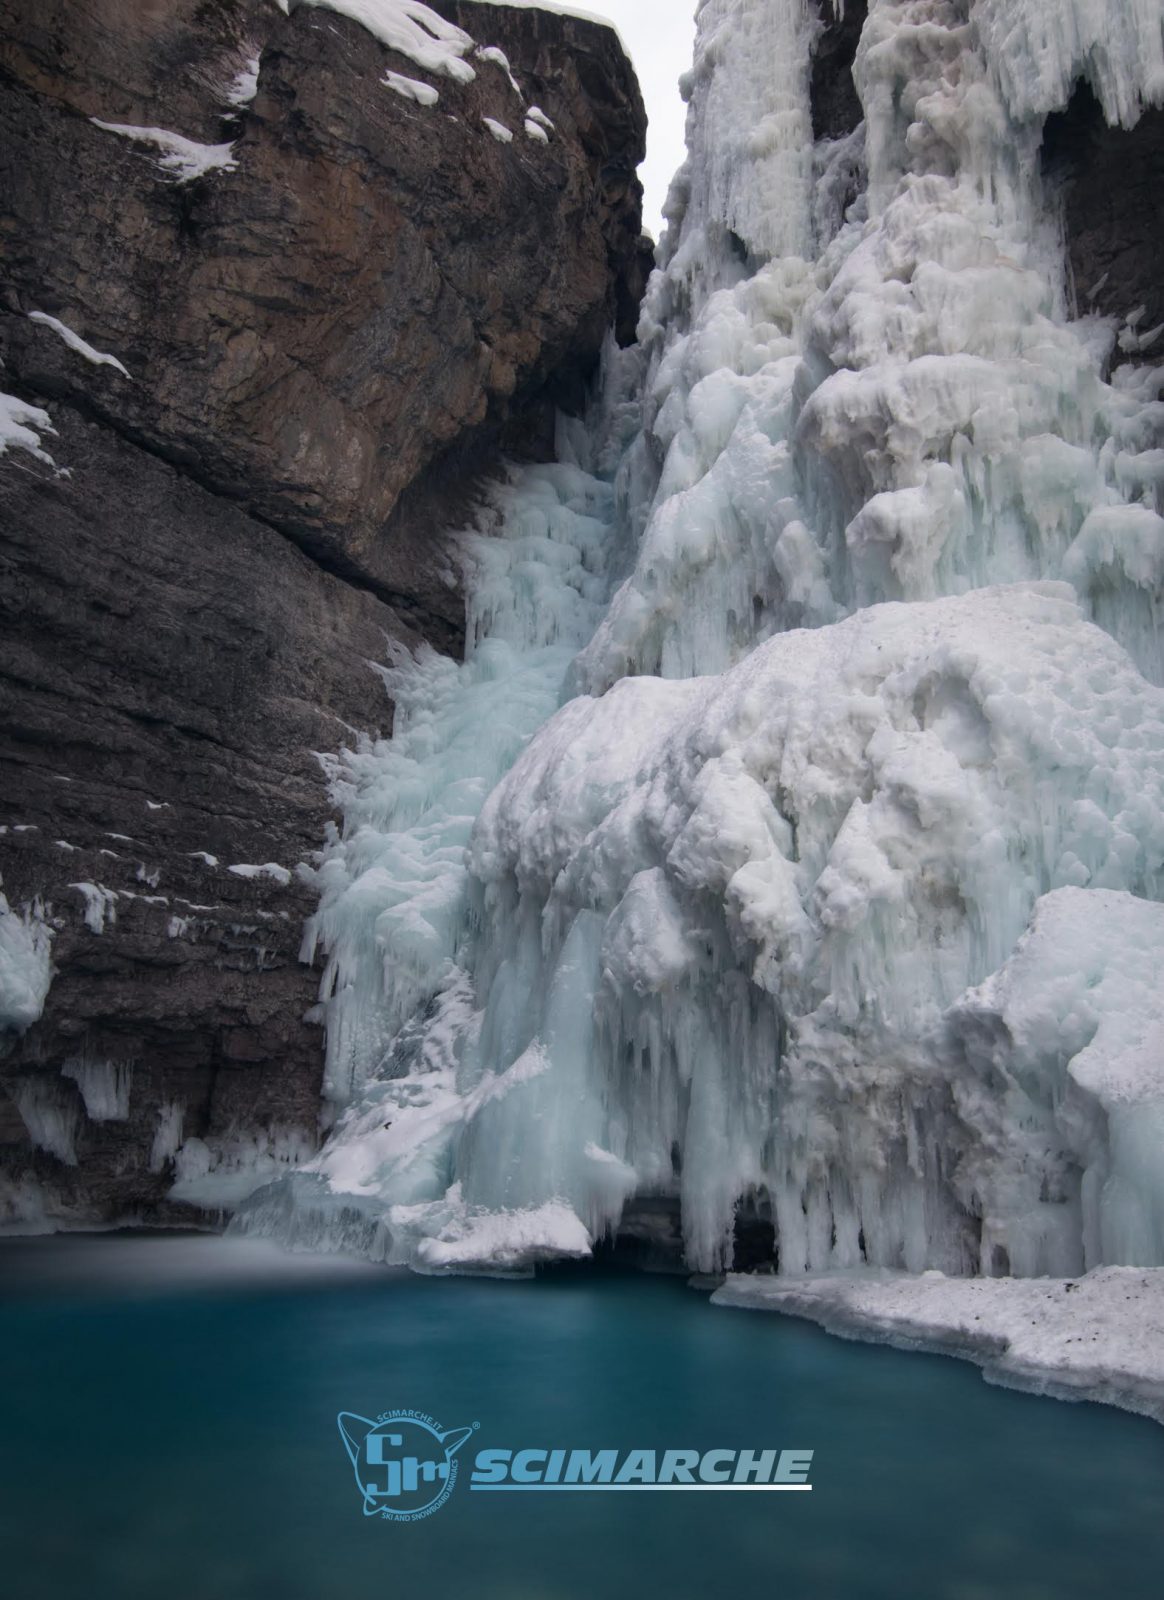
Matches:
[[587, 0, 697, 236], [508, 1, 698, 237]]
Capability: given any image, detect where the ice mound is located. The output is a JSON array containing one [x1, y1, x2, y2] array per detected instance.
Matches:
[[460, 584, 1164, 1273]]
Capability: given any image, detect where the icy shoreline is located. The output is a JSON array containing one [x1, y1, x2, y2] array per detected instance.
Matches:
[[712, 1268, 1164, 1426]]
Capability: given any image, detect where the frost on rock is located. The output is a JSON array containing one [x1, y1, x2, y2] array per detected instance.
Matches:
[[278, 0, 477, 82], [27, 312, 130, 378], [0, 895, 53, 1034], [240, 1, 1164, 1283], [91, 121, 238, 181]]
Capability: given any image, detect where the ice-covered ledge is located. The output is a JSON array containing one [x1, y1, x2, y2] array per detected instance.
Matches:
[[712, 1268, 1164, 1427]]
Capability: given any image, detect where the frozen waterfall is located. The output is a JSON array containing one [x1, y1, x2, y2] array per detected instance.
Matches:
[[234, 0, 1164, 1279]]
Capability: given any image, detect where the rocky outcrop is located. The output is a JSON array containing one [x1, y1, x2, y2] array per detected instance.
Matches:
[[0, 0, 646, 1228], [1041, 82, 1164, 369], [810, 0, 866, 143]]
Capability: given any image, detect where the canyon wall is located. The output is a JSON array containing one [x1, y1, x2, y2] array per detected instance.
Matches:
[[0, 0, 646, 1226]]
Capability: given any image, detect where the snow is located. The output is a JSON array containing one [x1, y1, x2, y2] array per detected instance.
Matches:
[[225, 55, 261, 109], [523, 118, 549, 143], [0, 895, 53, 1034], [91, 121, 237, 181], [483, 116, 513, 143], [239, 0, 1164, 1289], [278, 0, 477, 82], [27, 312, 130, 378], [475, 45, 522, 98], [713, 1268, 1164, 1425], [189, 852, 219, 866], [0, 391, 56, 466], [227, 862, 293, 887], [384, 70, 439, 105]]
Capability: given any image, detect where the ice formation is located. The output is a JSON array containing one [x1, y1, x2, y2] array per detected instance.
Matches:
[[166, 1129, 316, 1210], [237, 1, 1164, 1280], [0, 895, 53, 1035], [13, 1079, 78, 1166], [61, 1056, 132, 1123]]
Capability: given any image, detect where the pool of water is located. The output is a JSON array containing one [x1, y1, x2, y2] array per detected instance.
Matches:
[[1, 1235, 1161, 1600]]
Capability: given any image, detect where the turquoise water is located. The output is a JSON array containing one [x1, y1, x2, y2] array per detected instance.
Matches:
[[1, 1237, 1161, 1600]]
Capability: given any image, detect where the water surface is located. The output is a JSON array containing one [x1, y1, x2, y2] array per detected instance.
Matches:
[[0, 1236, 1160, 1599]]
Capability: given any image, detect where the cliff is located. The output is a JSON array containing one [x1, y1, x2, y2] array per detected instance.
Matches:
[[0, 0, 647, 1226]]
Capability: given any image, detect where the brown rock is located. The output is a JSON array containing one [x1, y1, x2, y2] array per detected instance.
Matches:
[[0, 0, 647, 1227]]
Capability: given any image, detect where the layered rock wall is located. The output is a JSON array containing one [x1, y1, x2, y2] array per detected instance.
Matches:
[[0, 0, 646, 1226]]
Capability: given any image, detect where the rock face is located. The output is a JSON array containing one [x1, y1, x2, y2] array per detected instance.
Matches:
[[0, 0, 646, 1227], [810, 0, 866, 143], [1041, 83, 1164, 366]]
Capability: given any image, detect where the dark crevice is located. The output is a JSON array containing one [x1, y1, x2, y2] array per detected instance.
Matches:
[[1042, 81, 1164, 357], [811, 0, 868, 143]]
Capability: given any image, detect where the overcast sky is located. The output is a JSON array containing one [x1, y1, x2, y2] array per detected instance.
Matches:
[[573, 1, 698, 237]]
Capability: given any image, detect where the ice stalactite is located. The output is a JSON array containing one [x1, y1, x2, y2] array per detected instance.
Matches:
[[61, 1056, 132, 1123], [0, 895, 53, 1036], [237, 0, 1164, 1279]]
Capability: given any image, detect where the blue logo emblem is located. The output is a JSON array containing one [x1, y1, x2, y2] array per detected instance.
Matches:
[[337, 1411, 476, 1520]]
